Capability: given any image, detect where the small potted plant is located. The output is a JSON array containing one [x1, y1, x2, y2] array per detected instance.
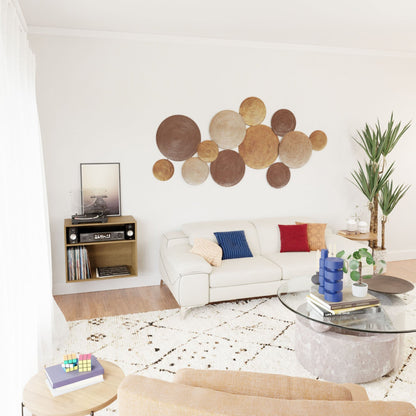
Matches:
[[336, 248, 385, 297]]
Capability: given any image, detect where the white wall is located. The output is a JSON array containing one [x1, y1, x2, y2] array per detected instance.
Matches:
[[28, 31, 416, 295]]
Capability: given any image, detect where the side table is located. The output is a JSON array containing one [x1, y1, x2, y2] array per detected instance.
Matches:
[[22, 359, 124, 416], [337, 230, 377, 246]]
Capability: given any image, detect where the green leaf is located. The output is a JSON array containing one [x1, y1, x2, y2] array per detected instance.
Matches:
[[366, 256, 375, 265], [336, 250, 345, 258], [353, 251, 361, 260], [362, 274, 373, 280], [349, 259, 359, 270], [350, 271, 360, 281]]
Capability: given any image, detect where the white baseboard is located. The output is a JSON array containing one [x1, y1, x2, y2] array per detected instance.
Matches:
[[53, 274, 160, 295], [387, 249, 416, 262]]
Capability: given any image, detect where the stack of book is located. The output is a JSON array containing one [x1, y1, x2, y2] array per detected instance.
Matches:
[[307, 288, 380, 317], [44, 355, 104, 396]]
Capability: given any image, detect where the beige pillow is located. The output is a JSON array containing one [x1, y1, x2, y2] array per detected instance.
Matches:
[[296, 222, 327, 251], [190, 238, 222, 267]]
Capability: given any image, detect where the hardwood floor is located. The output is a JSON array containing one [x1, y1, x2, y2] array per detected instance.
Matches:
[[54, 260, 416, 321], [54, 283, 179, 321]]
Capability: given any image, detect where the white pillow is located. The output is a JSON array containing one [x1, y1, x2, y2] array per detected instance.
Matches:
[[190, 238, 222, 267]]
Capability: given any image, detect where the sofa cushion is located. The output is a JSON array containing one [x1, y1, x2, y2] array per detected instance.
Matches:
[[209, 256, 281, 288], [182, 220, 260, 256], [296, 222, 327, 250], [279, 224, 310, 252], [190, 238, 223, 266], [214, 230, 253, 260], [251, 217, 317, 255], [265, 251, 317, 280]]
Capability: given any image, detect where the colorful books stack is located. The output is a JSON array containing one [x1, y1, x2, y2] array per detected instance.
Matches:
[[306, 288, 380, 316], [44, 355, 104, 396]]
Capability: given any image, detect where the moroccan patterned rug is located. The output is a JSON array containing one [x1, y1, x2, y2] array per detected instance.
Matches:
[[55, 296, 416, 414]]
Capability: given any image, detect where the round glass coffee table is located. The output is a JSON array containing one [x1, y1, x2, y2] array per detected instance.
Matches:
[[277, 278, 416, 383]]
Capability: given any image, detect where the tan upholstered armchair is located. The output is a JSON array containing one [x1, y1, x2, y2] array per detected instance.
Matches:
[[118, 369, 416, 416]]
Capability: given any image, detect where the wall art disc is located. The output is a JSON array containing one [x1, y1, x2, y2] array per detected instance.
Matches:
[[182, 157, 209, 185], [210, 149, 245, 187], [279, 131, 312, 168], [266, 162, 291, 188], [271, 109, 296, 137], [239, 97, 266, 126], [156, 115, 201, 161], [309, 130, 328, 151], [197, 140, 219, 162], [238, 125, 279, 169], [209, 110, 246, 149], [153, 159, 174, 181]]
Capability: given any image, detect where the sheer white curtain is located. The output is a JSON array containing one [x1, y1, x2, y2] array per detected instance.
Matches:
[[0, 1, 57, 414]]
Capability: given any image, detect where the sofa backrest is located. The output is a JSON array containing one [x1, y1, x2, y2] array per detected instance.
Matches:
[[182, 220, 261, 256], [251, 217, 333, 255]]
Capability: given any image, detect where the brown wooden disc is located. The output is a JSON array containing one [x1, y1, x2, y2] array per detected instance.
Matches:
[[266, 162, 291, 188], [182, 157, 209, 185], [210, 149, 245, 187], [156, 115, 201, 161], [279, 131, 312, 168], [239, 97, 266, 126], [198, 140, 219, 162], [209, 110, 246, 149], [238, 125, 279, 169], [271, 109, 296, 137], [309, 130, 328, 151], [153, 159, 174, 181]]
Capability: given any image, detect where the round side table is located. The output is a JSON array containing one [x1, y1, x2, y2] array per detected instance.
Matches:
[[22, 360, 124, 416]]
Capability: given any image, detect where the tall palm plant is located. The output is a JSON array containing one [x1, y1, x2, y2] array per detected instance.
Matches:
[[351, 113, 410, 250], [379, 181, 411, 250]]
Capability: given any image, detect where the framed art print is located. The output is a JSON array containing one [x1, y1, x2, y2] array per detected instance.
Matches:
[[80, 163, 121, 216]]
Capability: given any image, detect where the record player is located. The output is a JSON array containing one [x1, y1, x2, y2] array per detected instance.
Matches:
[[71, 211, 108, 224]]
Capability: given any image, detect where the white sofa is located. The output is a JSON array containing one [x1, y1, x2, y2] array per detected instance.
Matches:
[[159, 217, 367, 309]]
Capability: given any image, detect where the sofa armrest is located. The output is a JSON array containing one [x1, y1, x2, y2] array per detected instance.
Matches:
[[162, 244, 212, 278], [117, 374, 415, 416], [174, 369, 365, 401]]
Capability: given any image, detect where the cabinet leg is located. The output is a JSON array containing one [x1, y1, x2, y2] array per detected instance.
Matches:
[[160, 279, 164, 287]]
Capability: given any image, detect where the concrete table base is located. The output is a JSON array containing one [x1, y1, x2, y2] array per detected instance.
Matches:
[[295, 316, 402, 383]]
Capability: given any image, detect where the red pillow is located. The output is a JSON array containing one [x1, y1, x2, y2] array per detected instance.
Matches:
[[278, 224, 310, 252]]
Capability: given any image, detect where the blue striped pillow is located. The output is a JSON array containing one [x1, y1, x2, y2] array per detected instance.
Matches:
[[214, 230, 253, 260]]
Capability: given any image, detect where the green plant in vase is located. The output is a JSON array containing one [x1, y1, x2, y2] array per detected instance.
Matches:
[[350, 114, 410, 251], [336, 248, 385, 297]]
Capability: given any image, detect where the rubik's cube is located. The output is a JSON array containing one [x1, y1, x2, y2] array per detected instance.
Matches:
[[62, 353, 78, 372], [78, 353, 92, 372]]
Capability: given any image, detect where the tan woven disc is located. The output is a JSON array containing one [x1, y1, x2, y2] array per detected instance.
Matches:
[[153, 159, 174, 181], [197, 140, 219, 162], [209, 110, 246, 149], [279, 131, 312, 169], [266, 162, 291, 188], [309, 130, 328, 151], [238, 125, 279, 169], [210, 150, 245, 187], [271, 109, 296, 137], [239, 97, 266, 126], [182, 157, 209, 185]]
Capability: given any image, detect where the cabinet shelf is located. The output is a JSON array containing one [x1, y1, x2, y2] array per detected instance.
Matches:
[[64, 215, 138, 283]]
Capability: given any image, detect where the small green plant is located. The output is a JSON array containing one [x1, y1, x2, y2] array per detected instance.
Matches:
[[336, 248, 385, 285]]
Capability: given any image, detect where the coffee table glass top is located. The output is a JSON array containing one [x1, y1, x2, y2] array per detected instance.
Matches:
[[277, 277, 416, 334]]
